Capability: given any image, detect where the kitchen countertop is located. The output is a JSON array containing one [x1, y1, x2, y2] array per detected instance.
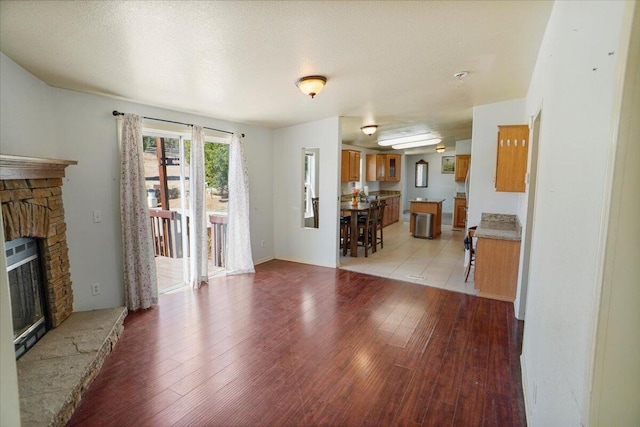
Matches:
[[475, 213, 521, 241], [410, 199, 445, 203], [340, 190, 401, 202]]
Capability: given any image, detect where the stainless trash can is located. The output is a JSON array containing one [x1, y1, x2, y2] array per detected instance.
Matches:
[[413, 212, 433, 239]]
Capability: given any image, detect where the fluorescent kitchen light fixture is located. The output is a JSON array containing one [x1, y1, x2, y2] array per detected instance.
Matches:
[[392, 138, 442, 150], [377, 132, 434, 147]]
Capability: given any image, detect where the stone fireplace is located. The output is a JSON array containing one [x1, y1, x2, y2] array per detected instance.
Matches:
[[2, 154, 128, 426], [1, 154, 78, 343]]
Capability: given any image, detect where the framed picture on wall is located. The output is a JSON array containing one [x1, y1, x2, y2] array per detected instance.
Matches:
[[441, 156, 455, 174]]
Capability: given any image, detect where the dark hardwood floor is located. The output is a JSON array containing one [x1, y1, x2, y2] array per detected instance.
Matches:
[[67, 260, 526, 426]]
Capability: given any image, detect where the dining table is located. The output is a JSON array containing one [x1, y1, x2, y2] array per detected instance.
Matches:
[[340, 201, 371, 257]]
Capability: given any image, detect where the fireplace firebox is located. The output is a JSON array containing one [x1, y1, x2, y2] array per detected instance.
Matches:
[[6, 237, 49, 358]]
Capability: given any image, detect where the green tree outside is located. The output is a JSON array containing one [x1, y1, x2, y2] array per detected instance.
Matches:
[[184, 141, 229, 195]]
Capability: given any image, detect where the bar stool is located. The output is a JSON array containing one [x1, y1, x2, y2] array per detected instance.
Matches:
[[464, 226, 477, 282]]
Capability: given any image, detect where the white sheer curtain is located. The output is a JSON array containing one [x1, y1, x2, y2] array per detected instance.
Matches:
[[226, 133, 255, 274], [189, 125, 208, 288], [118, 114, 158, 310]]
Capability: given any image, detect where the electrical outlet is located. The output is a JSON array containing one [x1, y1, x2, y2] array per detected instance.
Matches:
[[260, 240, 266, 248], [91, 283, 101, 295]]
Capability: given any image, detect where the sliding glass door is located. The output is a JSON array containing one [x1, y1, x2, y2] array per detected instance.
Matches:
[[143, 132, 229, 294]]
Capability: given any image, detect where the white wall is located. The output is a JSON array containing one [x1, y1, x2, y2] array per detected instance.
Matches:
[[454, 139, 472, 195], [404, 152, 457, 213], [519, 2, 631, 425], [0, 54, 275, 311], [590, 3, 639, 423], [467, 99, 525, 227], [0, 53, 57, 157], [273, 117, 340, 268]]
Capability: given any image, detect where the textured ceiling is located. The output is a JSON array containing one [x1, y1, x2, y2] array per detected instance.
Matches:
[[0, 1, 553, 152]]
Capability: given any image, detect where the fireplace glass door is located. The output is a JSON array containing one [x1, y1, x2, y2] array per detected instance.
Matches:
[[5, 237, 48, 358]]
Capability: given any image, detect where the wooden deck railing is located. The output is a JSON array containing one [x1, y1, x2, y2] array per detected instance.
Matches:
[[149, 209, 227, 267], [209, 214, 228, 268], [149, 209, 184, 258]]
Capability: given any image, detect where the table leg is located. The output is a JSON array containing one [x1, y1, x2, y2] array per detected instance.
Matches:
[[350, 213, 358, 257]]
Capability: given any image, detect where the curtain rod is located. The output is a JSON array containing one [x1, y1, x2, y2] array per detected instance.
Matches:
[[112, 111, 244, 138]]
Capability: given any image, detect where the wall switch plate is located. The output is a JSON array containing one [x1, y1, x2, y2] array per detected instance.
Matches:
[[93, 210, 102, 223], [260, 240, 266, 248], [91, 283, 101, 295]]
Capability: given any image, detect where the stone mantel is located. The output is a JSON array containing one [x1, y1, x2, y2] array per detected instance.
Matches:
[[0, 153, 78, 180]]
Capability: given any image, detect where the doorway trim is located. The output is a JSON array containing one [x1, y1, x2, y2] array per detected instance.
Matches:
[[515, 107, 542, 320]]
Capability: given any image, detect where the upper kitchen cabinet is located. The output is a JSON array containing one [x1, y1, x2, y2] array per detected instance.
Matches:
[[495, 125, 529, 192], [385, 154, 401, 181], [366, 154, 384, 181], [341, 149, 360, 182], [366, 154, 401, 182], [454, 155, 471, 182]]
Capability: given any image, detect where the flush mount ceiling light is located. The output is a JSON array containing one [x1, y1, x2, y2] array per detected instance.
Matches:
[[435, 145, 446, 153], [360, 125, 378, 136], [295, 75, 327, 98], [378, 132, 434, 147], [392, 138, 442, 150]]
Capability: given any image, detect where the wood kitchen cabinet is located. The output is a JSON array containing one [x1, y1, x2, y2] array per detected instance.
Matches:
[[366, 154, 401, 182], [341, 150, 360, 182], [453, 197, 466, 229], [474, 237, 520, 301], [385, 154, 401, 181], [366, 154, 386, 181], [495, 125, 529, 192], [454, 155, 470, 182], [382, 195, 400, 226]]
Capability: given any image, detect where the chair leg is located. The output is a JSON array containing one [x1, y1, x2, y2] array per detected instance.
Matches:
[[364, 226, 369, 257], [464, 252, 474, 282], [341, 224, 349, 256], [371, 227, 376, 253]]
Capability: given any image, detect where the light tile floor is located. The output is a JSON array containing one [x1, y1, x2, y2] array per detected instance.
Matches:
[[339, 220, 478, 296]]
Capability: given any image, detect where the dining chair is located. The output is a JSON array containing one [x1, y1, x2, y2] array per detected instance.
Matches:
[[357, 202, 379, 257], [311, 197, 319, 228], [376, 199, 386, 249], [340, 214, 351, 256]]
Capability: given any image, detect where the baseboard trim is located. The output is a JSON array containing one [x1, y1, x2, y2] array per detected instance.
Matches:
[[273, 256, 337, 269], [253, 256, 275, 265], [521, 353, 534, 426]]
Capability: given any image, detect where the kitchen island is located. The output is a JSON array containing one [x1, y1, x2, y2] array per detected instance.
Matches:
[[409, 199, 444, 238], [474, 213, 522, 302]]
